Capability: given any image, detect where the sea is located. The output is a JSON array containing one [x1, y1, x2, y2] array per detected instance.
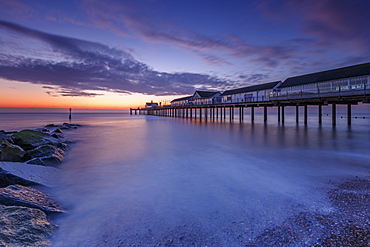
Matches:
[[0, 106, 369, 246]]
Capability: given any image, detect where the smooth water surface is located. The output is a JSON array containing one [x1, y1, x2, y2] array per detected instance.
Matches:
[[1, 111, 369, 246]]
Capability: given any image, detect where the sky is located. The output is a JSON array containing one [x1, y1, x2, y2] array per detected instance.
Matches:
[[0, 0, 370, 110]]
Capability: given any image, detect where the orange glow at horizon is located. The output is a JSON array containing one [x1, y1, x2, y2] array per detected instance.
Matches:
[[0, 79, 177, 110]]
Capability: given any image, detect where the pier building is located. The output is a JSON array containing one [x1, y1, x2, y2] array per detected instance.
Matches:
[[131, 62, 370, 125], [220, 81, 281, 103]]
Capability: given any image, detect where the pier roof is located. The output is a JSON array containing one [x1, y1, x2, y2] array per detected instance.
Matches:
[[193, 91, 219, 98], [280, 62, 370, 88], [170, 96, 193, 103], [220, 81, 280, 96]]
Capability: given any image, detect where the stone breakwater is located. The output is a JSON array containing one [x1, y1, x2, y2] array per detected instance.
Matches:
[[0, 123, 80, 247]]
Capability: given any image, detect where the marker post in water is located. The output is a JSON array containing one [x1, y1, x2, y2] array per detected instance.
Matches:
[[69, 108, 72, 120]]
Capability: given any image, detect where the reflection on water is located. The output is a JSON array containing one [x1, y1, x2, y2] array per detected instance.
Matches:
[[1, 112, 368, 245], [43, 113, 370, 246]]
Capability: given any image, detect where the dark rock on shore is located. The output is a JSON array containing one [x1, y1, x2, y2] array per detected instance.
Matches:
[[0, 205, 55, 247], [0, 167, 38, 188], [0, 124, 80, 246], [25, 145, 65, 166], [0, 162, 60, 188], [0, 127, 73, 165], [0, 139, 26, 162], [11, 130, 60, 151], [0, 185, 65, 214]]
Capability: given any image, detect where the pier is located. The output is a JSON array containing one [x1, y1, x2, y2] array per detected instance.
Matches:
[[131, 89, 369, 126], [131, 62, 370, 125]]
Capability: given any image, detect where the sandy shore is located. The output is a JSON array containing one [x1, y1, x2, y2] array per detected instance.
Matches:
[[245, 176, 370, 247]]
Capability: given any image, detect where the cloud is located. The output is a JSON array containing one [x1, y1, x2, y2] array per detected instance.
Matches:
[[0, 20, 231, 97], [81, 0, 299, 68], [259, 0, 370, 53]]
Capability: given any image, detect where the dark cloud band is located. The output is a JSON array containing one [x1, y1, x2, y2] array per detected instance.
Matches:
[[0, 20, 230, 97]]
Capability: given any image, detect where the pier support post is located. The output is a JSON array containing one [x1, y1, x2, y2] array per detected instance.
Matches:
[[304, 105, 308, 125], [224, 107, 226, 120], [216, 107, 219, 120], [318, 104, 322, 124], [239, 107, 242, 122], [347, 104, 351, 125], [296, 105, 299, 123], [251, 106, 255, 122], [332, 104, 336, 126], [278, 106, 280, 122], [281, 105, 285, 123], [264, 106, 267, 122]]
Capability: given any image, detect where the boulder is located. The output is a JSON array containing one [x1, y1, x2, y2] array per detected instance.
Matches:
[[26, 145, 65, 165], [0, 167, 38, 187], [0, 205, 55, 247], [0, 185, 65, 214], [53, 128, 63, 133], [0, 131, 11, 142], [0, 162, 60, 188], [0, 139, 26, 162], [11, 130, 60, 151], [26, 156, 62, 167], [56, 142, 70, 151]]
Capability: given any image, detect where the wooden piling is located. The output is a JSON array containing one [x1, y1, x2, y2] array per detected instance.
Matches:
[[304, 105, 308, 124], [296, 105, 299, 123], [347, 104, 351, 125], [251, 106, 255, 122], [332, 104, 336, 126]]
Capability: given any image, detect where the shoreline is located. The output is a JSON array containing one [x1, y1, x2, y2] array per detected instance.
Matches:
[[0, 123, 80, 246]]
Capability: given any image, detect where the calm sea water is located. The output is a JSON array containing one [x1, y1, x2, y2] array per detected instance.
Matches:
[[1, 109, 369, 246]]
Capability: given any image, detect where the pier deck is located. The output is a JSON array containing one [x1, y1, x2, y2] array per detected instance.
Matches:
[[131, 89, 370, 126]]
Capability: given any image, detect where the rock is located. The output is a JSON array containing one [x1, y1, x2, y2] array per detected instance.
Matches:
[[45, 124, 57, 128], [0, 162, 60, 188], [26, 158, 47, 166], [0, 167, 38, 187], [53, 128, 63, 133], [0, 131, 12, 142], [26, 156, 62, 167], [0, 205, 55, 247], [0, 139, 26, 162], [25, 145, 65, 166], [11, 130, 60, 151], [0, 185, 65, 214], [56, 142, 70, 151]]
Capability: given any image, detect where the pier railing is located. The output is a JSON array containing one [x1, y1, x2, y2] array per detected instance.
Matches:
[[130, 87, 369, 126]]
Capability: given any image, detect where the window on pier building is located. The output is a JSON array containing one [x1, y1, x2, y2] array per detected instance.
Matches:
[[302, 83, 317, 94], [318, 81, 331, 93], [350, 76, 367, 89], [333, 79, 349, 91]]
